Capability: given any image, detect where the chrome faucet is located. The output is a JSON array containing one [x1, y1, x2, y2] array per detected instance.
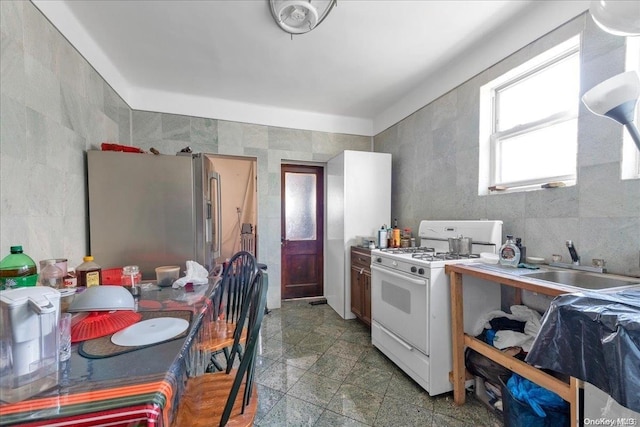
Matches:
[[549, 240, 606, 273], [566, 240, 580, 265]]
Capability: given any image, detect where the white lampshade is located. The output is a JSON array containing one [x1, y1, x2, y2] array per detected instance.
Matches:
[[582, 71, 640, 117], [589, 0, 640, 36], [582, 71, 640, 151]]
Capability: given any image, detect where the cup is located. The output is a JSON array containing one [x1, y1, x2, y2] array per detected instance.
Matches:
[[552, 254, 563, 263], [155, 266, 180, 287], [59, 313, 72, 362]]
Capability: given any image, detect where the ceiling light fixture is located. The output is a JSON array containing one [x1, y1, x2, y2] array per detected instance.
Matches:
[[269, 0, 337, 36], [588, 0, 640, 36], [582, 71, 640, 151]]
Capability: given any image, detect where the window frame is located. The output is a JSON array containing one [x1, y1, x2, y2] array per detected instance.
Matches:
[[480, 35, 581, 193]]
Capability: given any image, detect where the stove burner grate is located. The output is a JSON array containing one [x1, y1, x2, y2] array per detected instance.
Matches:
[[380, 247, 435, 255], [411, 252, 480, 261]]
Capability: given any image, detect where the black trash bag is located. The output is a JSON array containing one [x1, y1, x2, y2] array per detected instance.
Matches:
[[526, 289, 640, 413], [465, 346, 513, 386]]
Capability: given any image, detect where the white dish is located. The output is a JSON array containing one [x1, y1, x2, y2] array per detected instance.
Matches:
[[479, 252, 499, 264], [526, 256, 546, 264], [68, 286, 134, 312], [111, 317, 189, 347]]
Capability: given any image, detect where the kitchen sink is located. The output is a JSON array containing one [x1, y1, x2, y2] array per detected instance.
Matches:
[[520, 270, 640, 291]]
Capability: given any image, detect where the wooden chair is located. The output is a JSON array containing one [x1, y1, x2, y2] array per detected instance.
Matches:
[[172, 269, 267, 427], [202, 251, 259, 371]]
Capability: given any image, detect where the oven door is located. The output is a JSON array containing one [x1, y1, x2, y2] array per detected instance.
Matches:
[[371, 264, 428, 354]]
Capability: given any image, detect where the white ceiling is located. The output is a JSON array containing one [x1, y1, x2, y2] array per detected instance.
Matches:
[[33, 0, 589, 136]]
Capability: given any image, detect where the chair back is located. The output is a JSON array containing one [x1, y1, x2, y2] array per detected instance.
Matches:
[[219, 269, 267, 426], [212, 251, 259, 324]]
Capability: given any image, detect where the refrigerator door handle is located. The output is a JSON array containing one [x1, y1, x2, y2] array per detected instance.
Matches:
[[208, 172, 222, 260]]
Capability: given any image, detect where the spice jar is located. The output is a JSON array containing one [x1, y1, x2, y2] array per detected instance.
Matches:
[[121, 265, 141, 286]]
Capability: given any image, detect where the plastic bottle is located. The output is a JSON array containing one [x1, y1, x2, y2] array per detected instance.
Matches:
[[0, 245, 38, 289], [40, 259, 64, 288], [499, 235, 521, 267], [76, 256, 102, 287], [378, 225, 388, 249], [392, 219, 401, 248], [515, 237, 527, 262]]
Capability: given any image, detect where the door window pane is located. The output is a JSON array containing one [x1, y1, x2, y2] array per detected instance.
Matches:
[[285, 172, 316, 240]]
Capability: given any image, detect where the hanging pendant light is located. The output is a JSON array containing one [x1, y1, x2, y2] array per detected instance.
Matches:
[[588, 0, 640, 36], [270, 0, 337, 35]]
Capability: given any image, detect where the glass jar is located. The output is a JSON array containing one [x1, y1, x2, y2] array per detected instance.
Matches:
[[121, 265, 141, 286], [40, 260, 64, 288]]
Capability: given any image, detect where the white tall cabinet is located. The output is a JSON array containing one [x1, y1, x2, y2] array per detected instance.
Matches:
[[325, 150, 391, 319]]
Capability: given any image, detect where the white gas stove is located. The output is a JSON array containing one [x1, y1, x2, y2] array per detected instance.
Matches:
[[370, 220, 503, 396], [373, 219, 503, 271]]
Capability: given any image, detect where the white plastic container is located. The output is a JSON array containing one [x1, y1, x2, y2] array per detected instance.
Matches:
[[0, 287, 60, 402]]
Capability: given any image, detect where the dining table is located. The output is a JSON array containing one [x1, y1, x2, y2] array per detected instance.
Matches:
[[0, 281, 218, 427]]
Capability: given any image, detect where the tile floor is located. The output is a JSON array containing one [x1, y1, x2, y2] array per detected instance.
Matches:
[[253, 299, 503, 426]]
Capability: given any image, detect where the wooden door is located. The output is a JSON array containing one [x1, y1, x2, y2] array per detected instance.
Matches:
[[281, 165, 324, 299]]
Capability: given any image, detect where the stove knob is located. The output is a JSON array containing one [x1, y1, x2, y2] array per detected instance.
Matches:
[[392, 261, 398, 267], [410, 266, 417, 273], [376, 257, 382, 263], [418, 268, 425, 275]]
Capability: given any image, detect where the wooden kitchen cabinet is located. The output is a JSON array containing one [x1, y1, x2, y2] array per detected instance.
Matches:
[[350, 246, 371, 326]]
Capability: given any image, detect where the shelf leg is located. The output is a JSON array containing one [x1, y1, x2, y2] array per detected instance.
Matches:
[[450, 270, 466, 405], [570, 377, 580, 427]]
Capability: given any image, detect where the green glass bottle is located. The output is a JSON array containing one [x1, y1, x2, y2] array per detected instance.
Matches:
[[0, 245, 38, 289]]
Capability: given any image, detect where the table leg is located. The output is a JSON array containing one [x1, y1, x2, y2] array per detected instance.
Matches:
[[450, 271, 466, 405]]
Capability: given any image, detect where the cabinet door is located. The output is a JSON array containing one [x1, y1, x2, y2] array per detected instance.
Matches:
[[350, 266, 363, 319], [362, 271, 371, 326]]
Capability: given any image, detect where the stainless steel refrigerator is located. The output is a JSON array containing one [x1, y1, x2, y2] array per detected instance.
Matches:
[[87, 151, 221, 279]]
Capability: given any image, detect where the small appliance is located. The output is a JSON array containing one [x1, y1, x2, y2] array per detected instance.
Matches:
[[0, 287, 60, 403]]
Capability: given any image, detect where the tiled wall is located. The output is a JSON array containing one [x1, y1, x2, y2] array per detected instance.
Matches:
[[0, 1, 130, 270], [374, 14, 640, 276]]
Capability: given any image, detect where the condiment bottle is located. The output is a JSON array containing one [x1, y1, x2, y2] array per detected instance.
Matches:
[[76, 256, 102, 287], [378, 225, 388, 249], [392, 219, 401, 248], [40, 259, 64, 288], [0, 245, 38, 289]]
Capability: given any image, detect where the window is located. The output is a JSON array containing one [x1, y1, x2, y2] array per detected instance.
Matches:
[[622, 37, 640, 180], [479, 36, 581, 193]]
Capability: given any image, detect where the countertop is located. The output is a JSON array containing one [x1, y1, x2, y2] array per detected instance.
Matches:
[[445, 262, 640, 295]]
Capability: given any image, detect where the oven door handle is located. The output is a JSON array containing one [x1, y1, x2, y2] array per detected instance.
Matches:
[[371, 264, 427, 286], [378, 323, 413, 351]]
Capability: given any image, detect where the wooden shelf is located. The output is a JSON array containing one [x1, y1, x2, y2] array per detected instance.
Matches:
[[446, 263, 580, 427]]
